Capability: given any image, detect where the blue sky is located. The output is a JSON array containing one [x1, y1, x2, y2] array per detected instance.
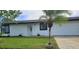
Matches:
[[16, 10, 79, 20], [16, 10, 44, 20]]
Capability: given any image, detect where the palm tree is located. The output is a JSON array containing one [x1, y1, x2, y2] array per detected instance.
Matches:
[[39, 10, 71, 48]]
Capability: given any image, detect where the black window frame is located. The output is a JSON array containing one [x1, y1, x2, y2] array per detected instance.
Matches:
[[40, 22, 47, 30], [1, 24, 10, 34]]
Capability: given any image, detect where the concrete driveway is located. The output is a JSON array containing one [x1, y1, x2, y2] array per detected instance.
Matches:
[[55, 36, 79, 49]]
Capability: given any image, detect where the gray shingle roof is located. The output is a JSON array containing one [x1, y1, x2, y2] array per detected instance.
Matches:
[[2, 17, 79, 25]]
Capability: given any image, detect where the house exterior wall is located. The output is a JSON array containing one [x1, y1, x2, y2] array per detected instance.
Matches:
[[32, 21, 79, 36], [0, 28, 1, 33], [9, 24, 31, 36], [7, 21, 79, 36], [32, 23, 49, 36], [52, 21, 79, 35]]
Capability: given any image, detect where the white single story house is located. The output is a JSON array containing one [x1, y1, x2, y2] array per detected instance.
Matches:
[[1, 17, 79, 36]]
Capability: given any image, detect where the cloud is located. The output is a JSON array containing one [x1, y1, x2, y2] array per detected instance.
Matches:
[[70, 10, 79, 17], [16, 10, 79, 20], [16, 10, 44, 20]]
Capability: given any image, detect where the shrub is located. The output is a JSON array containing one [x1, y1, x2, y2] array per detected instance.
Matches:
[[18, 34, 22, 36], [37, 34, 40, 36]]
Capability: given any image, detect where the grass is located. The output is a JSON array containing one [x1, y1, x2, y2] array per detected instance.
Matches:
[[0, 36, 59, 49]]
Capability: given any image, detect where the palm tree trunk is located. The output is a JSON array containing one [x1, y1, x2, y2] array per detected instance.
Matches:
[[48, 27, 51, 45]]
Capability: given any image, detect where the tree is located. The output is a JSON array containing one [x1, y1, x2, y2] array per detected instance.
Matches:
[[0, 10, 21, 23], [0, 10, 21, 35], [39, 10, 71, 48]]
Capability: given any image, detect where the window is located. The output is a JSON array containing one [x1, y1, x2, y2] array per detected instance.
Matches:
[[1, 25, 10, 34], [40, 22, 47, 30]]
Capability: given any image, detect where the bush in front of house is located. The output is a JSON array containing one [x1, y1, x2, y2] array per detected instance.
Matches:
[[37, 34, 40, 36], [18, 34, 23, 37]]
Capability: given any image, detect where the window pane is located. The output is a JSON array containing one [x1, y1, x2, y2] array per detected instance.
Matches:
[[1, 25, 9, 34], [40, 22, 47, 30]]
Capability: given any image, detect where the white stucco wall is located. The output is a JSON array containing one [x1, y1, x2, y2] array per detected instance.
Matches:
[[0, 28, 1, 33], [9, 21, 79, 36], [32, 23, 49, 36], [32, 21, 79, 36], [52, 21, 79, 35], [9, 24, 31, 36]]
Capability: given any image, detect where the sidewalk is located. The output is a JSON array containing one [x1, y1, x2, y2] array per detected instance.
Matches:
[[55, 37, 79, 49]]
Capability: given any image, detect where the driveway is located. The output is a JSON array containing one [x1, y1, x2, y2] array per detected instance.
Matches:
[[55, 37, 79, 49]]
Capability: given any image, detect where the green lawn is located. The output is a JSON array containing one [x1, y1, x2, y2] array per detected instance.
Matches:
[[0, 37, 59, 49]]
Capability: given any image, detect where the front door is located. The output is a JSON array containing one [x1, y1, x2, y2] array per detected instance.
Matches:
[[27, 24, 32, 36], [30, 25, 32, 35]]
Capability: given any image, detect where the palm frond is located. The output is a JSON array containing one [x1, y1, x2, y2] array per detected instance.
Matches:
[[39, 15, 48, 22], [54, 15, 68, 26], [43, 10, 71, 17]]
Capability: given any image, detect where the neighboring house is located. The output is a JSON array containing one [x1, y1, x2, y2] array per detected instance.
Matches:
[[1, 17, 79, 36]]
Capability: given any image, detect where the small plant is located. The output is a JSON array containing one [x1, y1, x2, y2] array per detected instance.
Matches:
[[37, 34, 40, 36], [0, 33, 2, 36], [7, 34, 10, 37], [18, 34, 22, 36]]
